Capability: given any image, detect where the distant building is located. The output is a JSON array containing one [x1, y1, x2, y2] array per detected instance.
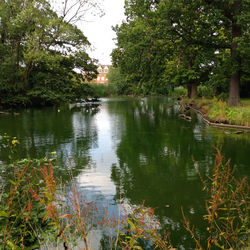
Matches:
[[93, 65, 111, 84]]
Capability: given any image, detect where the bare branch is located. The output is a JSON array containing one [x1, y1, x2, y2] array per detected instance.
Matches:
[[50, 0, 104, 25]]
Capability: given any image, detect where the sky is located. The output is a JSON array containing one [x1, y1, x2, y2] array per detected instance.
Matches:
[[80, 0, 126, 65]]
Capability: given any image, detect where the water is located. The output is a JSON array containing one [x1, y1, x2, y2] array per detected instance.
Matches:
[[0, 97, 249, 249]]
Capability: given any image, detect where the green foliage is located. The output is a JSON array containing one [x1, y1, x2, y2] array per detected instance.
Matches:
[[89, 84, 117, 97], [0, 0, 98, 108], [0, 134, 20, 161], [0, 158, 57, 249], [169, 86, 187, 98], [198, 85, 215, 98], [106, 67, 130, 95], [208, 100, 228, 122], [182, 98, 250, 126], [208, 100, 250, 126], [111, 0, 250, 101], [183, 148, 249, 249]]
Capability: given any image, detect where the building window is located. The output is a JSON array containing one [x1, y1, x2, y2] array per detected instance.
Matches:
[[97, 76, 100, 81], [101, 76, 105, 81], [97, 67, 102, 73]]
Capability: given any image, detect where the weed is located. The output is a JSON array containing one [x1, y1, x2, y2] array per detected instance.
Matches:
[[183, 147, 249, 249], [181, 98, 250, 126]]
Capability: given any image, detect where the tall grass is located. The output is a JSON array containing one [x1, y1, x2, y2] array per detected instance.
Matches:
[[181, 98, 250, 126]]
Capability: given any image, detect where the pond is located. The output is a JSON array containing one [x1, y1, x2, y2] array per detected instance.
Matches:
[[0, 97, 249, 249]]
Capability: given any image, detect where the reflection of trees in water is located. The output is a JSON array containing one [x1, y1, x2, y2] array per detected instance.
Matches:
[[108, 97, 216, 248], [107, 97, 250, 248], [0, 104, 101, 181]]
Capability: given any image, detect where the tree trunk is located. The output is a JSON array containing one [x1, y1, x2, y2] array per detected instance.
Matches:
[[188, 85, 191, 98], [188, 82, 197, 99], [24, 61, 33, 89], [229, 72, 240, 106], [228, 0, 241, 106], [191, 82, 197, 99]]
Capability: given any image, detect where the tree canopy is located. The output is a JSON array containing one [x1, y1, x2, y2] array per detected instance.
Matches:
[[112, 0, 250, 105], [0, 0, 99, 107]]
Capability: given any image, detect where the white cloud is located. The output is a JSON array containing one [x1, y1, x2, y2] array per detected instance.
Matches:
[[50, 0, 125, 65], [80, 0, 125, 65]]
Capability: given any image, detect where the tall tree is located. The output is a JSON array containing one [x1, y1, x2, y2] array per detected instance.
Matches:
[[0, 0, 99, 107], [202, 0, 249, 105], [112, 0, 250, 103]]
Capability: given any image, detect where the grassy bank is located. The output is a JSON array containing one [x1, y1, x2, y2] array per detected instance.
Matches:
[[181, 98, 250, 127]]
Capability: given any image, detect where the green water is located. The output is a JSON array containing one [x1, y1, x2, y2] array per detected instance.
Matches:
[[0, 97, 249, 248]]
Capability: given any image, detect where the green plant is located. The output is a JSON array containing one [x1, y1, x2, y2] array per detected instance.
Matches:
[[169, 86, 187, 98], [90, 83, 117, 97], [116, 203, 172, 249], [182, 97, 250, 126], [0, 134, 20, 161], [183, 148, 249, 249], [0, 158, 57, 249], [198, 85, 215, 98]]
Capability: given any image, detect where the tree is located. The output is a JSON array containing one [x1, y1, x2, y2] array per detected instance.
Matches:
[[106, 66, 128, 95], [202, 0, 250, 105], [0, 0, 99, 107], [111, 0, 250, 103], [111, 0, 170, 95]]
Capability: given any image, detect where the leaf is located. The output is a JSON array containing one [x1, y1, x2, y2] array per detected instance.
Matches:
[[214, 240, 224, 248], [0, 211, 8, 217], [7, 240, 20, 250], [27, 244, 40, 250], [127, 219, 136, 231], [9, 179, 16, 185], [60, 213, 71, 219], [133, 247, 143, 250]]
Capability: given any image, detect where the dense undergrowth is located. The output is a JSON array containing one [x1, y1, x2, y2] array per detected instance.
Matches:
[[0, 135, 249, 249]]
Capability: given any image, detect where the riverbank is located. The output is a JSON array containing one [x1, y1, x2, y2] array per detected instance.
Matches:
[[180, 98, 250, 129]]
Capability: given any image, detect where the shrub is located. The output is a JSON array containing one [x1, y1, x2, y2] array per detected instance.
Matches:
[[169, 86, 187, 97], [208, 100, 227, 122], [90, 83, 117, 97], [198, 85, 215, 98]]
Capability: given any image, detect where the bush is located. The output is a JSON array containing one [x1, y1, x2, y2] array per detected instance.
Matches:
[[106, 67, 131, 95], [198, 85, 215, 98], [169, 86, 187, 97], [89, 83, 117, 97], [0, 158, 57, 248], [182, 97, 250, 126]]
